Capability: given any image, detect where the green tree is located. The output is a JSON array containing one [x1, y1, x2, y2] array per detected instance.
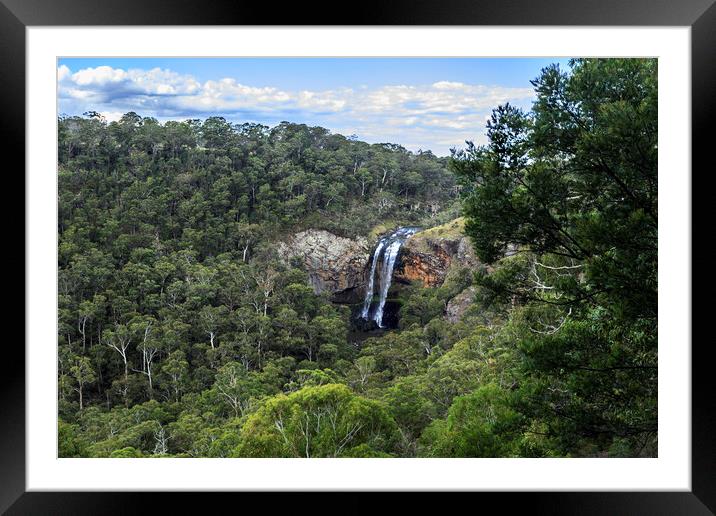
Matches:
[[236, 384, 398, 457], [452, 58, 657, 455], [58, 420, 87, 457], [69, 355, 96, 410], [212, 362, 264, 417], [419, 383, 522, 457], [160, 350, 190, 402]]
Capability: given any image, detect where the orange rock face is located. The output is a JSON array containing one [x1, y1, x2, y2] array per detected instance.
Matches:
[[394, 247, 451, 287], [394, 234, 478, 288]]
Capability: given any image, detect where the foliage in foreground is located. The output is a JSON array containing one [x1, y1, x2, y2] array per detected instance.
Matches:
[[450, 58, 658, 456]]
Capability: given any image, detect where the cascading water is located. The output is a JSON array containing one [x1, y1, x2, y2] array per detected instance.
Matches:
[[361, 227, 419, 328], [360, 240, 385, 319]]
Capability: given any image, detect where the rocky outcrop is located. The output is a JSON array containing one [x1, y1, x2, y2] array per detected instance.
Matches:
[[446, 286, 477, 322], [395, 245, 451, 287], [277, 230, 370, 303], [276, 220, 480, 307], [394, 219, 478, 288]]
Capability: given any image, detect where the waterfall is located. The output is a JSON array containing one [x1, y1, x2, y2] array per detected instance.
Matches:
[[374, 239, 403, 328], [361, 227, 419, 328], [360, 240, 385, 319]]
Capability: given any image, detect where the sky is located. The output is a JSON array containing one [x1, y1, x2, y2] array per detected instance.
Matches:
[[57, 57, 572, 156]]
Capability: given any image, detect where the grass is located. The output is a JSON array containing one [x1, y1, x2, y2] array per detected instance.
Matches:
[[368, 221, 396, 240], [406, 217, 466, 253], [416, 217, 465, 240], [368, 217, 465, 247]]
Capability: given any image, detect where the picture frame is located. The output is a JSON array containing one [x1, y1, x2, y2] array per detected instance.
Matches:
[[4, 0, 712, 512]]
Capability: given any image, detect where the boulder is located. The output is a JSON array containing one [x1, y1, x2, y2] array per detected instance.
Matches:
[[446, 286, 477, 322]]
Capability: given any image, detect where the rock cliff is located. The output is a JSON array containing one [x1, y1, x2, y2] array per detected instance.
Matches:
[[394, 218, 477, 288], [277, 229, 370, 303], [446, 286, 477, 322], [277, 219, 479, 307]]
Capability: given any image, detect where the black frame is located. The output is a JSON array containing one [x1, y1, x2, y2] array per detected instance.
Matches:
[[4, 0, 713, 513]]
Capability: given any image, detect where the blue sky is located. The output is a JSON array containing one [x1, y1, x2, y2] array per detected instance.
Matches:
[[58, 57, 572, 155]]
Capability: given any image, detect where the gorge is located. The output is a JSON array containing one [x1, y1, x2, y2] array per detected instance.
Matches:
[[277, 219, 479, 332]]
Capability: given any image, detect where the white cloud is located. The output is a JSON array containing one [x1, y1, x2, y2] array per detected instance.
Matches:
[[58, 64, 536, 155], [99, 111, 127, 123], [170, 78, 292, 113], [72, 65, 127, 86], [432, 80, 466, 90], [57, 64, 71, 82]]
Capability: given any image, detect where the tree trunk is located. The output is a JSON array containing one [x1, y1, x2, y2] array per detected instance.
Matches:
[[79, 316, 87, 352], [147, 368, 153, 399]]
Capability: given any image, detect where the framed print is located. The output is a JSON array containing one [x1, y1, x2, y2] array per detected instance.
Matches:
[[5, 0, 713, 512]]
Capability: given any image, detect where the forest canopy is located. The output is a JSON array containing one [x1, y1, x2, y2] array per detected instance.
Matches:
[[58, 58, 657, 458]]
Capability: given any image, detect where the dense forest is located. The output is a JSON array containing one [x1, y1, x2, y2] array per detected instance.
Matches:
[[58, 58, 657, 458]]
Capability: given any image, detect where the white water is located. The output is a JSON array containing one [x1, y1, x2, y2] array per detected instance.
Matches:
[[360, 240, 385, 319], [361, 227, 419, 328]]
